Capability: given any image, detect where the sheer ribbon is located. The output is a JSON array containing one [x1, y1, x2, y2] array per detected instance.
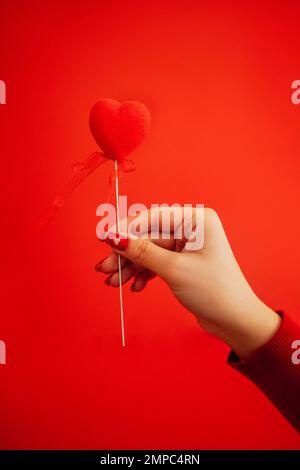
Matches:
[[35, 152, 135, 234]]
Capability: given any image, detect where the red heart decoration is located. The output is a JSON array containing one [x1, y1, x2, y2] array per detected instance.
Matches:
[[89, 99, 151, 161]]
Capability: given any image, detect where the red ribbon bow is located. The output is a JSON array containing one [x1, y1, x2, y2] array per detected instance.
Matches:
[[35, 152, 135, 234]]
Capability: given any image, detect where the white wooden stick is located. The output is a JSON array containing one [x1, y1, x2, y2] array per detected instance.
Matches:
[[114, 160, 126, 347]]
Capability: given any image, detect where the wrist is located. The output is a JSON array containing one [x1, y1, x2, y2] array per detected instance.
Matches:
[[226, 300, 282, 360]]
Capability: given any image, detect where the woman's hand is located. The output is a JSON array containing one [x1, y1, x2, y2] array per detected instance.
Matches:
[[95, 207, 281, 359]]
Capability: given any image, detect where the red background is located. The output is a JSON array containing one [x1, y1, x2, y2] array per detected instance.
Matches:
[[1, 0, 300, 449]]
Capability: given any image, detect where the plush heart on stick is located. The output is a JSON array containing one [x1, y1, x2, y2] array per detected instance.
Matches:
[[89, 99, 151, 161], [36, 97, 151, 347], [89, 98, 151, 347], [36, 98, 151, 233]]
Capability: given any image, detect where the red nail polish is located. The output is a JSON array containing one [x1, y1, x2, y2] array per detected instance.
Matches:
[[103, 237, 116, 249], [115, 237, 129, 251], [102, 232, 128, 251], [104, 275, 112, 285], [95, 257, 106, 272]]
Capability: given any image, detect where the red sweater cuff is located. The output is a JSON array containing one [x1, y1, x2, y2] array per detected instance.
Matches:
[[227, 312, 300, 432]]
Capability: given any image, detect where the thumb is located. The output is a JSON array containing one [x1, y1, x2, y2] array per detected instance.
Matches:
[[101, 232, 178, 283]]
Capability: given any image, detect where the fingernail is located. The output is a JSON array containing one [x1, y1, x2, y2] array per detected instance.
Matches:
[[104, 275, 112, 286], [101, 232, 128, 251], [94, 257, 106, 272], [131, 283, 137, 292]]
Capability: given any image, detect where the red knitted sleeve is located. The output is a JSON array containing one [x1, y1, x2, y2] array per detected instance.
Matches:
[[227, 312, 300, 432]]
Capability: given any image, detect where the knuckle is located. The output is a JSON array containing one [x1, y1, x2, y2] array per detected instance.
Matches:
[[204, 207, 218, 219], [204, 207, 220, 225]]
